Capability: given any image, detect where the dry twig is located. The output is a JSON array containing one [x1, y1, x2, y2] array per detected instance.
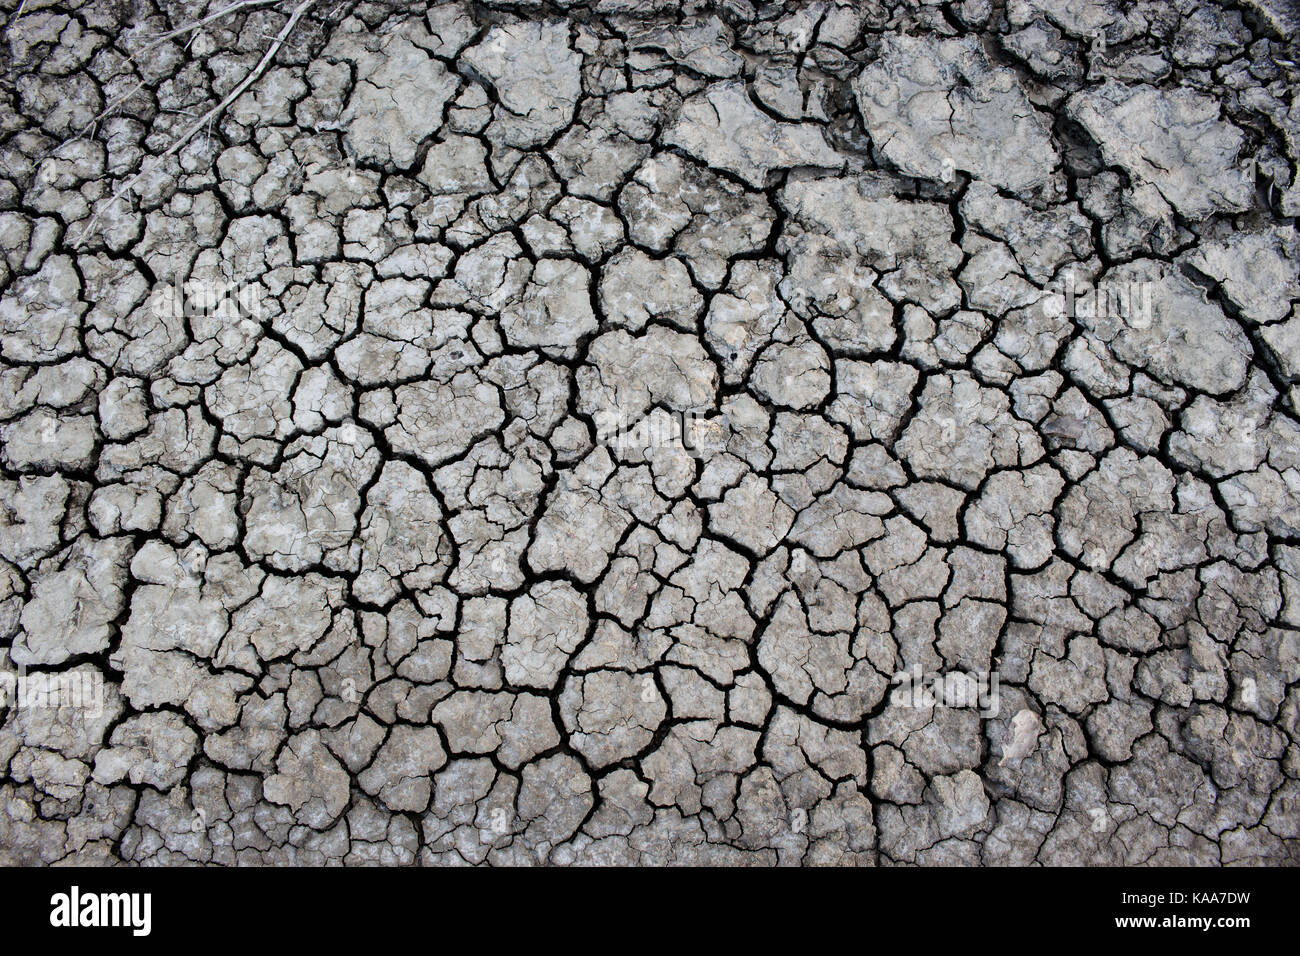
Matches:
[[72, 0, 317, 249]]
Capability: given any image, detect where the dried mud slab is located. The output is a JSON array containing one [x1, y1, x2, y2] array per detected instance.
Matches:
[[0, 0, 1298, 866]]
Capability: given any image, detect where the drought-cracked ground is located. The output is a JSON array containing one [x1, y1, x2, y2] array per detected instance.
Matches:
[[1, 0, 1299, 867]]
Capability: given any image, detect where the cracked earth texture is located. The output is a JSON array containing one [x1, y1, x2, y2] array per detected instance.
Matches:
[[1, 0, 1299, 867]]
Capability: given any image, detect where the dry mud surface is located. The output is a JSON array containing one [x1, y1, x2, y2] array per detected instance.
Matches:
[[1, 0, 1299, 866]]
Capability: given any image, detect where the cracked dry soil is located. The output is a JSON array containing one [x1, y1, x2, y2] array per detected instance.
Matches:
[[1, 0, 1299, 867]]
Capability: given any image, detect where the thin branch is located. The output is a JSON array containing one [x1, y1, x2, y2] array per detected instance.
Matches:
[[72, 0, 317, 249], [123, 0, 281, 70], [5, 0, 31, 35], [71, 0, 283, 144]]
